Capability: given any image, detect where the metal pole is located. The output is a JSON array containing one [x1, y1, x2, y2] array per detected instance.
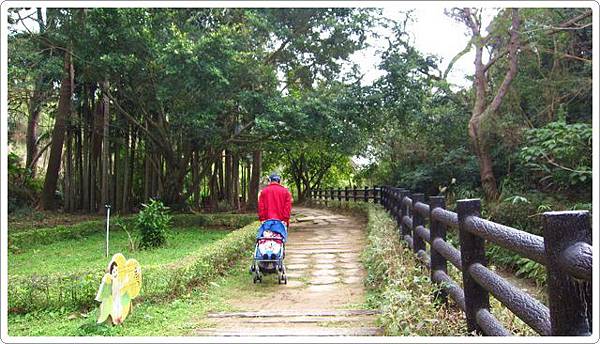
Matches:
[[105, 204, 111, 258]]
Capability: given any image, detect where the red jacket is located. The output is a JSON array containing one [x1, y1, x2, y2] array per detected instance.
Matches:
[[258, 182, 293, 226]]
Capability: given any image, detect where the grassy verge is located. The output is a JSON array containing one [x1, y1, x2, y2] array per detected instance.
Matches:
[[360, 204, 466, 336], [8, 219, 259, 314]]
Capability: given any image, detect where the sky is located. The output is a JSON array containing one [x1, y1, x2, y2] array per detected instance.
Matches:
[[350, 6, 498, 166], [352, 6, 498, 89]]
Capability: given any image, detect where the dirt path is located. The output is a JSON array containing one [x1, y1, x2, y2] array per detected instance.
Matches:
[[195, 206, 382, 336]]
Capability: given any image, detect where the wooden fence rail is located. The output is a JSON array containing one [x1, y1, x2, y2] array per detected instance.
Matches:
[[309, 186, 592, 336]]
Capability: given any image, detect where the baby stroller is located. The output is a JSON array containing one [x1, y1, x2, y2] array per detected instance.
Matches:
[[250, 219, 288, 284]]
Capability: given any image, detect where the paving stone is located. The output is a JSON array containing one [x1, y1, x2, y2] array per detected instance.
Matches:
[[309, 276, 340, 285], [311, 269, 340, 277]]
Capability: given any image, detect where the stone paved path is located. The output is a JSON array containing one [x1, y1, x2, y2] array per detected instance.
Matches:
[[195, 206, 381, 336]]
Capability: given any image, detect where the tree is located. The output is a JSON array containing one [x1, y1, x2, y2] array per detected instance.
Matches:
[[446, 8, 521, 200], [40, 50, 73, 210]]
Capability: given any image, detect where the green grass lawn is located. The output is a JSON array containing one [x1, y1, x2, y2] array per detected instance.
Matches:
[[9, 227, 229, 276]]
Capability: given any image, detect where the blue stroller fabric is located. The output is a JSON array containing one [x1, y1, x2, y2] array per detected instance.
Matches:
[[256, 219, 288, 242]]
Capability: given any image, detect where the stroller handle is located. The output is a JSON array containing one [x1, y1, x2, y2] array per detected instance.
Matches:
[[256, 236, 285, 242]]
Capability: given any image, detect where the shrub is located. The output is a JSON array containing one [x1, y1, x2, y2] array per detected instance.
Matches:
[[136, 199, 172, 249], [8, 152, 42, 213], [518, 120, 592, 193]]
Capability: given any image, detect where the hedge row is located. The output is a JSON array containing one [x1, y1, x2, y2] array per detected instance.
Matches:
[[8, 213, 256, 251], [8, 220, 259, 314]]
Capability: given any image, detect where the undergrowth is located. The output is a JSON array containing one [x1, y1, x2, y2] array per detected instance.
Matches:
[[361, 205, 466, 336]]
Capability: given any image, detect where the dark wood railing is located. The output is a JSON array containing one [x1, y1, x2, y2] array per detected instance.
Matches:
[[309, 186, 592, 336]]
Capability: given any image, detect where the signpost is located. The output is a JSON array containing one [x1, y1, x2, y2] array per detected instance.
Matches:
[[105, 204, 111, 257]]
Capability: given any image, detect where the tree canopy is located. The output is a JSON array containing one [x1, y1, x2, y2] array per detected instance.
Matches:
[[7, 7, 592, 216]]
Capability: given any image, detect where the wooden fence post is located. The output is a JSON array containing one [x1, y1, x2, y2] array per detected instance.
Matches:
[[429, 196, 447, 303], [353, 185, 357, 202], [373, 185, 379, 204], [337, 188, 342, 201], [364, 186, 369, 202], [400, 190, 410, 238], [395, 189, 404, 232], [412, 194, 426, 255], [542, 211, 592, 335], [345, 186, 349, 202], [457, 199, 489, 334]]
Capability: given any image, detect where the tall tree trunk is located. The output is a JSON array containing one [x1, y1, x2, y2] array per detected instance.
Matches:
[[100, 80, 111, 214], [114, 144, 123, 212], [224, 149, 233, 206], [231, 151, 240, 210], [89, 96, 103, 212], [240, 159, 246, 207], [247, 150, 261, 211], [123, 126, 136, 213], [40, 51, 73, 210], [25, 8, 47, 178], [25, 83, 43, 177], [192, 150, 201, 209], [209, 159, 219, 210], [144, 138, 152, 202], [76, 108, 84, 210], [64, 125, 73, 212], [463, 8, 520, 200]]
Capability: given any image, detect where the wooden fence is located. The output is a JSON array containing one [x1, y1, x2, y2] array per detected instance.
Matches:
[[309, 186, 592, 336]]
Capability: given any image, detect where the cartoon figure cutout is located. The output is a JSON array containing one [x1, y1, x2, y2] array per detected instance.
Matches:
[[95, 253, 142, 324]]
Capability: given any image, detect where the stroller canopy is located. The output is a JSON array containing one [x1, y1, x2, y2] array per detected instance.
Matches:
[[256, 219, 288, 242]]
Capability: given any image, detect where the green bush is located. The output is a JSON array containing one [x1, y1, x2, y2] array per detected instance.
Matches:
[[8, 220, 259, 314], [8, 152, 42, 213], [518, 120, 592, 193], [136, 199, 172, 249]]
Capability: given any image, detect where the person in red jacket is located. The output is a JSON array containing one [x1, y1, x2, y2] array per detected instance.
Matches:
[[258, 173, 293, 227]]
